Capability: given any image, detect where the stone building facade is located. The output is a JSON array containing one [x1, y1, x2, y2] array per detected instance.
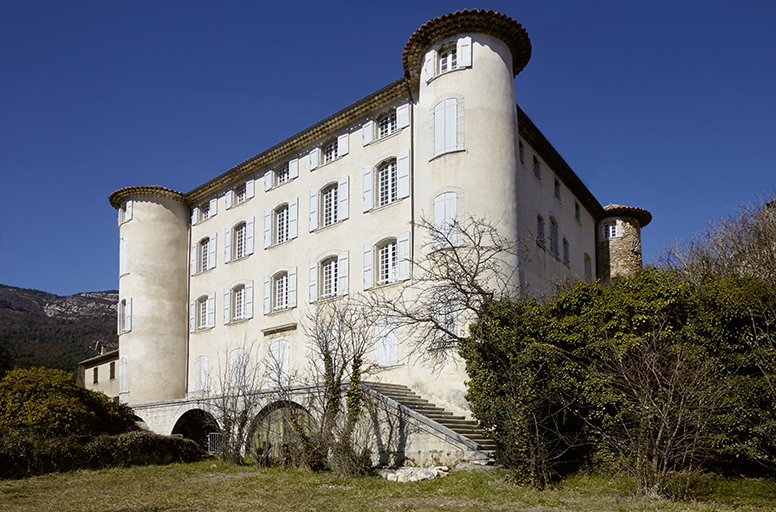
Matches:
[[87, 10, 650, 465]]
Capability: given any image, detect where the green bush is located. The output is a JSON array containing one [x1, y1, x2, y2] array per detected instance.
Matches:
[[0, 367, 138, 437], [0, 431, 208, 478]]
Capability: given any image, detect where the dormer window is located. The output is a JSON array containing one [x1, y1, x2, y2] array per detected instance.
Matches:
[[324, 140, 338, 164], [378, 110, 397, 139], [276, 163, 290, 186], [235, 184, 247, 205]]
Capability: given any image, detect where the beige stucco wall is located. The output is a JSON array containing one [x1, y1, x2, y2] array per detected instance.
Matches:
[[82, 357, 120, 398], [119, 196, 189, 405]]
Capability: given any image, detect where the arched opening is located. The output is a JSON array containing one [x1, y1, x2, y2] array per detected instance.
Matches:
[[251, 401, 317, 460], [172, 409, 219, 451]]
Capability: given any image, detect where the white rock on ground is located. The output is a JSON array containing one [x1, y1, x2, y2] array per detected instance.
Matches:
[[377, 466, 449, 482]]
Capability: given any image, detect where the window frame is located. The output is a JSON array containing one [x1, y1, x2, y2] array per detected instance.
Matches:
[[320, 257, 339, 299]]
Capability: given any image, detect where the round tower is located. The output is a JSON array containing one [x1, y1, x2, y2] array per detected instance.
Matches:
[[403, 10, 531, 269], [596, 204, 652, 281], [110, 186, 190, 405]]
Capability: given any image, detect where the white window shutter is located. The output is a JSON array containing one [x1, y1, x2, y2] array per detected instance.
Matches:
[[362, 120, 374, 146], [338, 251, 348, 296], [245, 280, 253, 319], [246, 178, 255, 200], [446, 192, 458, 245], [119, 238, 128, 276], [191, 207, 199, 226], [264, 170, 273, 191], [398, 231, 410, 280], [375, 320, 387, 366], [309, 190, 319, 231], [288, 197, 298, 239], [189, 300, 196, 332], [263, 276, 271, 314], [397, 150, 410, 199], [208, 232, 217, 270], [206, 293, 215, 328], [434, 101, 445, 156], [387, 318, 398, 365], [264, 210, 272, 249], [310, 147, 320, 170], [423, 50, 436, 82], [363, 245, 373, 289], [119, 358, 127, 393], [223, 288, 231, 324], [434, 194, 446, 249], [309, 261, 318, 302], [190, 242, 197, 275], [338, 132, 349, 156], [246, 216, 255, 255], [287, 267, 297, 308], [338, 175, 349, 221], [225, 190, 233, 210], [362, 166, 373, 212], [224, 227, 232, 263], [397, 102, 410, 128], [124, 297, 132, 332], [457, 36, 472, 67], [209, 197, 218, 215], [289, 158, 299, 179], [445, 98, 458, 153], [125, 201, 133, 221]]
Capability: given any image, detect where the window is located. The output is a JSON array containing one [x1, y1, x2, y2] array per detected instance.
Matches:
[[191, 234, 217, 274], [268, 339, 289, 387], [226, 181, 254, 209], [519, 141, 525, 165], [433, 288, 457, 348], [362, 151, 410, 212], [423, 37, 471, 82], [309, 253, 347, 302], [119, 238, 129, 276], [191, 198, 217, 225], [554, 179, 561, 200], [378, 110, 397, 139], [602, 222, 618, 239], [190, 294, 215, 331], [362, 103, 410, 145], [322, 185, 338, 227], [375, 317, 398, 366], [439, 44, 457, 73], [264, 268, 297, 313], [309, 177, 349, 230], [575, 202, 581, 221], [584, 253, 592, 282], [434, 192, 458, 248], [93, 367, 98, 385], [118, 200, 133, 224], [310, 133, 349, 169], [118, 298, 132, 334], [264, 199, 298, 248], [363, 233, 409, 289], [230, 348, 245, 388], [264, 159, 299, 191], [110, 361, 116, 380], [537, 216, 545, 245], [225, 218, 255, 263], [550, 219, 559, 256], [194, 355, 208, 392], [563, 238, 570, 264], [533, 156, 541, 179], [119, 358, 127, 393], [224, 282, 253, 324], [432, 97, 464, 157]]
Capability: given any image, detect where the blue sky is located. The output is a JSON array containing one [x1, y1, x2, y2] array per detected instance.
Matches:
[[1, 1, 775, 296]]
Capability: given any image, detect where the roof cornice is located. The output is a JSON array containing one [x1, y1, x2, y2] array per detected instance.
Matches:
[[402, 9, 531, 96], [109, 185, 186, 210], [184, 78, 410, 205], [602, 204, 653, 228]]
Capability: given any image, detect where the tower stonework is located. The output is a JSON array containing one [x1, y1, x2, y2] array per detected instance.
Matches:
[[596, 204, 652, 281]]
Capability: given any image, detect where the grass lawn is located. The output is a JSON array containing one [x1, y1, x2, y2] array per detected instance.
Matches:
[[1, 461, 775, 512]]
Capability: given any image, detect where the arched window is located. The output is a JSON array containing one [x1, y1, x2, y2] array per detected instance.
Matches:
[[323, 139, 338, 164], [537, 215, 545, 245], [363, 233, 409, 289], [378, 110, 397, 139], [550, 218, 559, 256], [438, 43, 457, 73], [264, 268, 297, 314], [194, 355, 208, 392], [321, 185, 338, 227], [192, 234, 216, 274], [378, 160, 398, 207], [118, 298, 131, 334], [378, 239, 398, 285], [310, 177, 348, 230], [225, 218, 254, 263], [264, 199, 298, 248], [190, 294, 214, 331], [274, 272, 289, 311], [321, 257, 339, 298], [275, 204, 289, 244], [198, 237, 210, 273]]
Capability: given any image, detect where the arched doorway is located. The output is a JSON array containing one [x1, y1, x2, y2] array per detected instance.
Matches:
[[251, 401, 317, 460], [171, 409, 219, 452]]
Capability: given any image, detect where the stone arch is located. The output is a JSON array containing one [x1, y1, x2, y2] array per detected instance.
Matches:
[[250, 400, 318, 459], [171, 408, 219, 451]]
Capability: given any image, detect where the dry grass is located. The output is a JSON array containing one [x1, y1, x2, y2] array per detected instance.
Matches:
[[1, 461, 774, 512]]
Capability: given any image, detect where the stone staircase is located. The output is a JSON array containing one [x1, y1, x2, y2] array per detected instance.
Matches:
[[364, 382, 496, 455]]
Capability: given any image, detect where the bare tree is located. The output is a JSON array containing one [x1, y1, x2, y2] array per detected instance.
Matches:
[[660, 194, 776, 283], [205, 339, 269, 464]]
